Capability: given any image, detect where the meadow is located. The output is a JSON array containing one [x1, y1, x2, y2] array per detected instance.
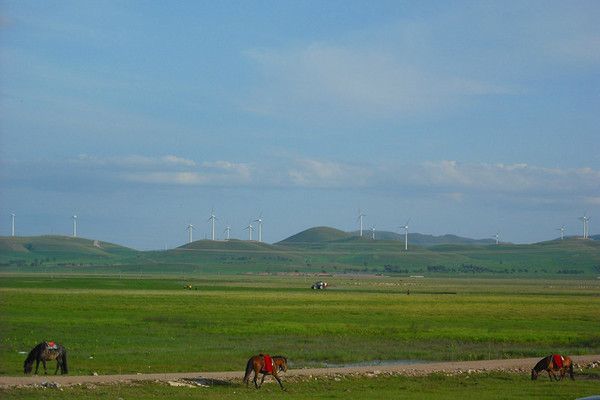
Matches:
[[1, 274, 599, 376], [2, 372, 600, 400]]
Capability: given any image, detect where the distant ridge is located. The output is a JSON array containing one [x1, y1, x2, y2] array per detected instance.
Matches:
[[352, 231, 497, 246], [0, 235, 136, 258], [177, 239, 282, 251], [279, 227, 497, 246], [278, 226, 350, 244]]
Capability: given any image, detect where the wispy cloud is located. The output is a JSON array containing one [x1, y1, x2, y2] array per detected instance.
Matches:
[[244, 42, 517, 119]]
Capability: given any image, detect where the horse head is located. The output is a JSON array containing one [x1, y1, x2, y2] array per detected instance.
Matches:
[[275, 356, 288, 373], [531, 368, 538, 380], [24, 361, 33, 374]]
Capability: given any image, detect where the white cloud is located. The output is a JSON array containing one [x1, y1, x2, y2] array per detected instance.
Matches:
[[245, 42, 517, 119]]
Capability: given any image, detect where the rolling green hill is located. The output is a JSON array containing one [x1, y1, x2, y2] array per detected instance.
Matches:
[[0, 232, 598, 277], [278, 226, 351, 243], [0, 235, 138, 266]]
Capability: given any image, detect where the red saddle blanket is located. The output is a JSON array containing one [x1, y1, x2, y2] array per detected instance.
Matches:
[[261, 354, 273, 374], [552, 354, 563, 369]]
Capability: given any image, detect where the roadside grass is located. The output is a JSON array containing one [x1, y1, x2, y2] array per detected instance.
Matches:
[[1, 275, 599, 376], [1, 372, 600, 400]]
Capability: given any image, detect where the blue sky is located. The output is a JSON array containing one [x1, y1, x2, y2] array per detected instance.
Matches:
[[1, 0, 599, 249]]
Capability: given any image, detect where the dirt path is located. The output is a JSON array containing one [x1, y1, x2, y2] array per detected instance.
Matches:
[[2, 355, 599, 388]]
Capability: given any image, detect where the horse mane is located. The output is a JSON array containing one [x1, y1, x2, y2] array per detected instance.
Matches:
[[272, 355, 287, 362], [24, 342, 46, 365], [533, 355, 550, 372]]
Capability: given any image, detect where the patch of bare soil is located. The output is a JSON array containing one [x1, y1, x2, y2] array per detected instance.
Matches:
[[1, 355, 599, 388]]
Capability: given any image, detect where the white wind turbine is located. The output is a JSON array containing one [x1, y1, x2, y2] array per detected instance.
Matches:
[[72, 215, 78, 238], [223, 225, 231, 240], [186, 224, 196, 243], [11, 213, 15, 237], [493, 232, 500, 245], [244, 222, 255, 241], [208, 209, 218, 241], [371, 226, 376, 240], [254, 213, 264, 242], [357, 209, 366, 237], [579, 214, 590, 239], [399, 219, 410, 251], [557, 225, 566, 240]]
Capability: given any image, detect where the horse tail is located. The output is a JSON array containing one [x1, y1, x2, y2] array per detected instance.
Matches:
[[568, 359, 574, 380], [61, 348, 68, 374], [243, 357, 254, 384]]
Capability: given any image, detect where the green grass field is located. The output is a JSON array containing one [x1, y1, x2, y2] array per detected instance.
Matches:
[[2, 372, 600, 399], [1, 275, 599, 376]]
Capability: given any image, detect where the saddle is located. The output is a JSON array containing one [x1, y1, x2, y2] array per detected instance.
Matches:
[[260, 354, 274, 374], [46, 341, 58, 350], [552, 354, 564, 369]]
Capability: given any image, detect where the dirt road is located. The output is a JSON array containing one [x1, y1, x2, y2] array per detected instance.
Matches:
[[2, 355, 599, 388]]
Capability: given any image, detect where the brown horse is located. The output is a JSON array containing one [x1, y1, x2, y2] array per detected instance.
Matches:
[[23, 342, 68, 375], [243, 354, 288, 390], [531, 354, 574, 381]]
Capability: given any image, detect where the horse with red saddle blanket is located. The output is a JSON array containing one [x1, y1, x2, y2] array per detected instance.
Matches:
[[243, 354, 288, 390], [531, 354, 574, 381]]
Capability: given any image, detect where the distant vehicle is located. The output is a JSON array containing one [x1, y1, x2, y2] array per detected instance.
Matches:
[[311, 281, 328, 290]]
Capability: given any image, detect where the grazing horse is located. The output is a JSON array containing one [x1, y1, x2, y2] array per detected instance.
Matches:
[[243, 354, 288, 390], [23, 342, 68, 375], [531, 354, 574, 381]]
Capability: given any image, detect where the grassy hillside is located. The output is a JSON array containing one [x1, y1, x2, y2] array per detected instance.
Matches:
[[351, 231, 497, 246], [0, 233, 598, 277], [278, 226, 350, 243], [0, 236, 139, 266]]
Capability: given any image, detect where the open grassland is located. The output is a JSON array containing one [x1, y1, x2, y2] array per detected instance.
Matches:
[[1, 372, 600, 399], [1, 275, 599, 376]]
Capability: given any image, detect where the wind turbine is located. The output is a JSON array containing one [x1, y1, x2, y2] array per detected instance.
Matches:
[[11, 213, 15, 237], [186, 224, 195, 243], [493, 232, 500, 245], [72, 215, 77, 238], [223, 225, 231, 240], [371, 226, 376, 240], [579, 214, 590, 239], [557, 225, 566, 240], [244, 222, 255, 241], [254, 213, 263, 242], [357, 209, 366, 237], [208, 209, 217, 241], [399, 219, 410, 251]]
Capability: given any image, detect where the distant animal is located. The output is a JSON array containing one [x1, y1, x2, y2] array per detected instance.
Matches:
[[23, 341, 68, 375], [531, 354, 574, 381], [243, 354, 288, 390]]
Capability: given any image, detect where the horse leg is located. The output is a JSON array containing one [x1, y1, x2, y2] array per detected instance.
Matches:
[[258, 373, 266, 388], [42, 359, 48, 374], [547, 369, 555, 381], [34, 360, 40, 375], [253, 372, 259, 389], [273, 373, 285, 391], [54, 360, 60, 375]]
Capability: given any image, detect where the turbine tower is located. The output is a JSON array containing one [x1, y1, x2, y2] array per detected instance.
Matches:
[[254, 213, 263, 242], [399, 219, 410, 251], [357, 209, 366, 237], [11, 213, 15, 237], [244, 223, 254, 241], [493, 232, 500, 245], [72, 215, 77, 238], [223, 225, 231, 240], [557, 225, 566, 240], [579, 214, 590, 239], [186, 224, 195, 243], [208, 209, 217, 241], [371, 226, 376, 240]]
